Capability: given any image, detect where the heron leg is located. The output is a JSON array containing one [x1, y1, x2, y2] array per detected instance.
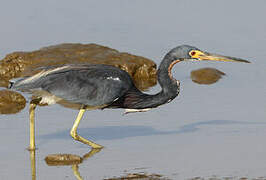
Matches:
[[28, 103, 37, 151], [29, 150, 36, 180], [70, 109, 103, 149]]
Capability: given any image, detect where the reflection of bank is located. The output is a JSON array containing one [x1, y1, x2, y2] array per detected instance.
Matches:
[[29, 148, 102, 180], [29, 150, 36, 180]]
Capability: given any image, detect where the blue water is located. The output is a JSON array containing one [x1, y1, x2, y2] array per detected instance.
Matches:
[[0, 0, 265, 179]]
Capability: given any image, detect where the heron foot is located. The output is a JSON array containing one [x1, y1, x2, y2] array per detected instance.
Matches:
[[70, 131, 103, 149], [70, 109, 103, 149]]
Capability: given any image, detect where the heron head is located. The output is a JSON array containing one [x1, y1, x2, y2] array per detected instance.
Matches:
[[169, 45, 250, 63]]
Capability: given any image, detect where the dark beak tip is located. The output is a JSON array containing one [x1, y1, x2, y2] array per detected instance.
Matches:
[[239, 59, 251, 63]]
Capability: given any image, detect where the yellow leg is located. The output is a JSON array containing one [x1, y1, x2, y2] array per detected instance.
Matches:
[[72, 165, 83, 180], [28, 103, 37, 151], [70, 109, 103, 149], [29, 150, 36, 180], [82, 148, 102, 160]]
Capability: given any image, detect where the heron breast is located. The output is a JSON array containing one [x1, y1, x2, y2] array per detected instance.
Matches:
[[33, 90, 62, 105]]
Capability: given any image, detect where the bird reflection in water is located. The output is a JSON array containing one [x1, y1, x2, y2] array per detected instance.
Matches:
[[29, 150, 36, 180], [29, 148, 102, 180]]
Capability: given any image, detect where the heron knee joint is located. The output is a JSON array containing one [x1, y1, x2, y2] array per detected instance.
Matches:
[[70, 130, 78, 139]]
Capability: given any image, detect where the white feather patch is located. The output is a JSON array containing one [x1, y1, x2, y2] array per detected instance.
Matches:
[[106, 77, 120, 81], [124, 108, 151, 114], [16, 66, 70, 86]]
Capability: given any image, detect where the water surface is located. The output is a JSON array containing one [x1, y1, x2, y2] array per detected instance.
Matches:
[[0, 0, 265, 179]]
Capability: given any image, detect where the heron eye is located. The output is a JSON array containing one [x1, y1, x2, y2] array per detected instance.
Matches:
[[191, 51, 196, 56]]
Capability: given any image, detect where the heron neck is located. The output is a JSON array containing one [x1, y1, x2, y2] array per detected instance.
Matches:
[[122, 54, 180, 109], [157, 53, 180, 94]]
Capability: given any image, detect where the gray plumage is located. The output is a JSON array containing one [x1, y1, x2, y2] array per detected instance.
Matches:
[[11, 64, 134, 107]]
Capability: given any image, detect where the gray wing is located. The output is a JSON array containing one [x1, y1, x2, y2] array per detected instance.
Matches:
[[11, 64, 134, 106]]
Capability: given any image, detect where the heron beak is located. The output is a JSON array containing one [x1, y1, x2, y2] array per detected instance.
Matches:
[[198, 51, 250, 63]]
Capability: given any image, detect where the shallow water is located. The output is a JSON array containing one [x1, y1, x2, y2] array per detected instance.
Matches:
[[0, 0, 266, 179]]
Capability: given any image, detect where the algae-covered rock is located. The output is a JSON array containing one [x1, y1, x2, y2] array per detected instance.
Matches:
[[0, 90, 26, 114], [44, 148, 101, 166], [45, 154, 82, 166], [190, 67, 226, 85], [0, 43, 157, 90]]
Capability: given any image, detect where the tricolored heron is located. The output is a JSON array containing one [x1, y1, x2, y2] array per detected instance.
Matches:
[[9, 45, 249, 150]]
